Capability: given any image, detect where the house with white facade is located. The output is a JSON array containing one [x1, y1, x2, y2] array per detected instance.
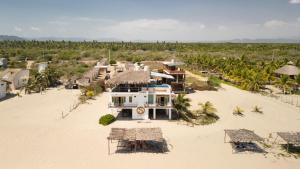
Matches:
[[106, 69, 175, 120], [0, 80, 7, 99], [1, 69, 29, 90]]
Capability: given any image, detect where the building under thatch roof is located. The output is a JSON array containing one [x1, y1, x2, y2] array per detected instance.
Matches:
[[106, 70, 150, 86], [107, 127, 165, 154], [274, 61, 300, 77], [277, 132, 300, 144], [224, 129, 264, 143]]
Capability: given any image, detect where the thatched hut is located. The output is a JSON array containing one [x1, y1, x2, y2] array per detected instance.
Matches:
[[106, 70, 150, 87], [107, 128, 165, 154], [276, 132, 300, 151], [274, 61, 300, 78]]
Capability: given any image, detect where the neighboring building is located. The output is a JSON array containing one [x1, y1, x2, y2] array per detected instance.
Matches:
[[162, 60, 186, 93], [1, 69, 29, 90], [0, 80, 7, 99], [274, 61, 300, 79], [0, 58, 8, 69], [107, 69, 175, 120], [37, 62, 48, 73]]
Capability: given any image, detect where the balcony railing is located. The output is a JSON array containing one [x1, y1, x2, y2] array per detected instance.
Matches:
[[108, 102, 138, 108], [108, 102, 172, 108]]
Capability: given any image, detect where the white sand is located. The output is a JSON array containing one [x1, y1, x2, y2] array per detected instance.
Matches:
[[0, 83, 300, 169]]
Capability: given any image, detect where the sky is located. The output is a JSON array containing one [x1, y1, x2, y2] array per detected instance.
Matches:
[[0, 0, 300, 41]]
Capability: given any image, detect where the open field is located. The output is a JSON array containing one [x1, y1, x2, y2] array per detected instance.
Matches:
[[0, 79, 300, 169]]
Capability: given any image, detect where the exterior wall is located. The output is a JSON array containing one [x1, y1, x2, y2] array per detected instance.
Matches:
[[0, 81, 6, 99], [109, 92, 148, 120], [0, 58, 8, 68], [38, 63, 48, 73], [12, 70, 29, 90], [108, 85, 174, 120]]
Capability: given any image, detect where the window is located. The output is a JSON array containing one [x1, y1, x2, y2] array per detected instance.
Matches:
[[148, 94, 154, 104], [129, 96, 132, 103]]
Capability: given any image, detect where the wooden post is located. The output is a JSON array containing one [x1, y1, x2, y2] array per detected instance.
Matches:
[[108, 138, 110, 155]]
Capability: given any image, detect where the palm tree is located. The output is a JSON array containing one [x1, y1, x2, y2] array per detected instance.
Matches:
[[198, 101, 219, 119], [173, 94, 192, 121], [280, 75, 289, 94], [173, 94, 191, 114], [198, 101, 217, 115]]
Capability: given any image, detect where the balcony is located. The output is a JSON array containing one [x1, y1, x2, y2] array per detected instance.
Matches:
[[108, 102, 138, 108], [163, 68, 185, 75]]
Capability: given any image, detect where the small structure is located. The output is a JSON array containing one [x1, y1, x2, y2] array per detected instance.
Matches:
[[107, 128, 166, 154], [107, 69, 175, 120], [274, 61, 300, 79], [37, 62, 48, 73], [276, 132, 300, 151], [224, 129, 265, 153], [1, 69, 29, 90], [64, 77, 79, 89], [0, 58, 8, 69], [0, 80, 7, 99], [162, 59, 185, 93]]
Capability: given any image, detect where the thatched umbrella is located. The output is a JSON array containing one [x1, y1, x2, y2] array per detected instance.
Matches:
[[274, 61, 300, 77]]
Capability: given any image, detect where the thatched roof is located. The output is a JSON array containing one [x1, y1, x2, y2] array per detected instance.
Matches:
[[277, 132, 300, 144], [274, 62, 300, 76], [225, 129, 264, 142], [106, 70, 150, 86], [108, 128, 163, 142]]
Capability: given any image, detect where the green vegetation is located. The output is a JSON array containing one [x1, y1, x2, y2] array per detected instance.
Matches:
[[1, 41, 299, 93], [109, 60, 116, 65], [25, 67, 61, 94], [185, 76, 214, 91], [193, 101, 219, 125], [252, 106, 263, 114], [99, 114, 116, 126], [233, 106, 244, 116], [79, 82, 103, 103], [207, 76, 221, 88], [173, 94, 191, 122]]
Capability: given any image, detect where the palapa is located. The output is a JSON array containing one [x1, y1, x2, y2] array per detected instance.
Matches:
[[106, 70, 150, 86], [108, 127, 163, 142], [224, 129, 264, 143], [274, 62, 300, 76], [277, 132, 300, 144]]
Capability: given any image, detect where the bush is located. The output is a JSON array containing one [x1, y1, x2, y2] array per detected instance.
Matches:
[[208, 76, 221, 87], [109, 60, 116, 65], [99, 114, 116, 126]]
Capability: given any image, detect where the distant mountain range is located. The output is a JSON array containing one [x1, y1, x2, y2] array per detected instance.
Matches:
[[0, 35, 300, 43], [0, 35, 25, 41]]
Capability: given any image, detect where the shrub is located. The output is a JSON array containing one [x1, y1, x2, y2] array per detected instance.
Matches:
[[109, 60, 116, 65], [86, 90, 95, 99], [233, 106, 244, 116], [252, 106, 263, 114], [208, 76, 221, 87], [99, 114, 116, 126]]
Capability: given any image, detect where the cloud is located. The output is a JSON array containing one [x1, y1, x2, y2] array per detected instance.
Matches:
[[14, 26, 22, 32], [48, 20, 69, 26], [30, 26, 41, 31], [264, 20, 287, 28], [101, 19, 206, 40], [297, 17, 300, 22], [289, 0, 300, 4], [218, 25, 228, 31]]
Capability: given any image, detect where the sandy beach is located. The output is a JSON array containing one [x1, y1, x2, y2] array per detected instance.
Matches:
[[0, 82, 300, 169]]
